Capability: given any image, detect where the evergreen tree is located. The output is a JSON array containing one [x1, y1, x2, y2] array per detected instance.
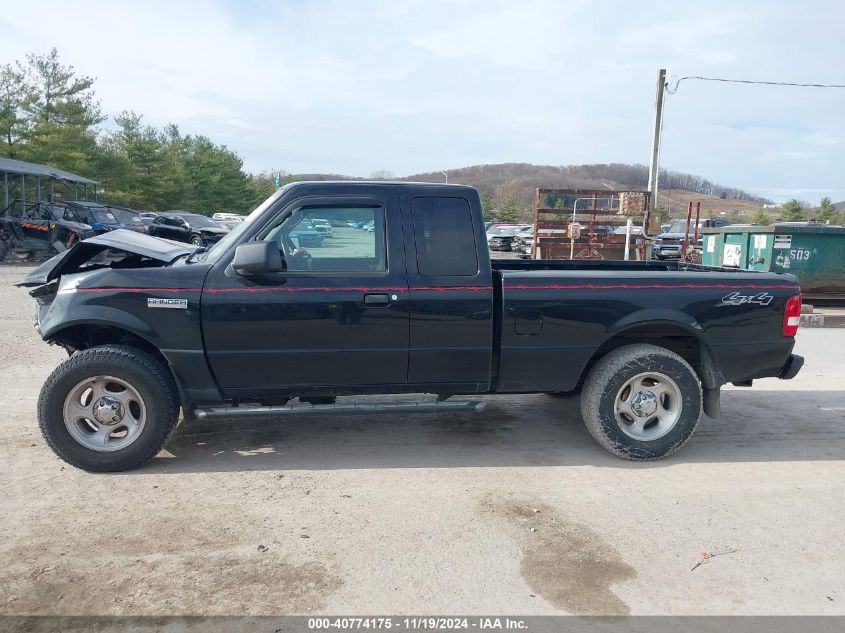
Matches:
[[17, 48, 104, 176], [818, 197, 836, 223], [780, 199, 804, 222], [98, 111, 162, 208], [481, 193, 495, 221], [249, 172, 280, 208], [751, 208, 769, 225], [0, 62, 32, 158], [498, 194, 519, 223]]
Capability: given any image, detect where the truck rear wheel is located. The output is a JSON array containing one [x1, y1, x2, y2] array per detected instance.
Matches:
[[38, 345, 180, 472], [580, 343, 702, 460]]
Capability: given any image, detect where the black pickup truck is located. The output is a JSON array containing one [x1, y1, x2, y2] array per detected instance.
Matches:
[[21, 182, 804, 472]]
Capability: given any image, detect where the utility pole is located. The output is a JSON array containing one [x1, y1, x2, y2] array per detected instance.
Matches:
[[646, 68, 666, 233], [440, 170, 448, 184]]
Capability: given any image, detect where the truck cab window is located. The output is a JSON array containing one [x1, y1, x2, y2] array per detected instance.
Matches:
[[262, 205, 386, 273], [411, 197, 478, 276]]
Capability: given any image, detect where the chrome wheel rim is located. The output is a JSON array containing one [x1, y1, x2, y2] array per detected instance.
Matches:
[[190, 236, 203, 246], [62, 375, 147, 452], [614, 371, 682, 441]]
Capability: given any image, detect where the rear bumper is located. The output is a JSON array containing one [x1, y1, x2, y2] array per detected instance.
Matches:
[[488, 241, 512, 251], [778, 354, 804, 380], [653, 246, 681, 258]]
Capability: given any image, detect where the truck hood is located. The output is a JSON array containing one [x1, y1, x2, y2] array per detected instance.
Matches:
[[18, 229, 194, 287], [657, 232, 703, 241]]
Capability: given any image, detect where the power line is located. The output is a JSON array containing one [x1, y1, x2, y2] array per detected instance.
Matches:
[[666, 75, 845, 94]]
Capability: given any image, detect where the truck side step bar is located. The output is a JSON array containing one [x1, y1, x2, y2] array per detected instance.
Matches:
[[193, 400, 487, 420]]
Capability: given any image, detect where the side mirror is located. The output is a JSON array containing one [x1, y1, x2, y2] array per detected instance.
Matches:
[[232, 241, 284, 275]]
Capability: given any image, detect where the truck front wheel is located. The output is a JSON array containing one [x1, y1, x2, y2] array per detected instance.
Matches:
[[580, 343, 702, 460], [38, 345, 180, 472]]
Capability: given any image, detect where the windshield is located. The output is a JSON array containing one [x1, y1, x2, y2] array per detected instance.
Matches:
[[110, 208, 141, 223], [667, 221, 709, 233], [91, 210, 118, 224], [200, 188, 286, 263], [51, 207, 78, 222], [488, 226, 517, 236], [184, 214, 222, 228]]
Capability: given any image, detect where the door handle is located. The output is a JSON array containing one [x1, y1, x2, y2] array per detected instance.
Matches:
[[363, 293, 391, 307]]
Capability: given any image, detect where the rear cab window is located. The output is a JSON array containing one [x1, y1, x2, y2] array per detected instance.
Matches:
[[410, 197, 478, 276]]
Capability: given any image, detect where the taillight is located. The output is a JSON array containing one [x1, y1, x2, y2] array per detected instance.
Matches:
[[783, 293, 802, 337]]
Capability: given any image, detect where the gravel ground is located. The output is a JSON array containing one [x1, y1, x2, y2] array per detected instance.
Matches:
[[1, 262, 844, 616]]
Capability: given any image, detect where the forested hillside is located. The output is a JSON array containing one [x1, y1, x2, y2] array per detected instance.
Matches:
[[401, 163, 769, 218]]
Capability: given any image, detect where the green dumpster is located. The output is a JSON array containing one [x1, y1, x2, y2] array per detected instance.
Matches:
[[701, 224, 845, 301]]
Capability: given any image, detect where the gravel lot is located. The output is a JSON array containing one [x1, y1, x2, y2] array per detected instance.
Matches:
[[1, 262, 843, 616]]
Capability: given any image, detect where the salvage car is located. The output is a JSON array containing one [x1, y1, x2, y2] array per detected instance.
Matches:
[[310, 218, 333, 238], [216, 217, 245, 230], [21, 182, 803, 472], [486, 225, 520, 251], [0, 201, 95, 261], [65, 201, 124, 233], [212, 213, 246, 230], [108, 207, 148, 234], [147, 212, 229, 246], [509, 226, 533, 257], [653, 219, 731, 259], [288, 220, 325, 247]]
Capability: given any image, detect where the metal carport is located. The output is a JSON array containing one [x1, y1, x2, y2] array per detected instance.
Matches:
[[0, 156, 98, 213]]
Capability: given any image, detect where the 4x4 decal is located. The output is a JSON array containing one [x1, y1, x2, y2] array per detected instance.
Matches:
[[719, 291, 774, 307]]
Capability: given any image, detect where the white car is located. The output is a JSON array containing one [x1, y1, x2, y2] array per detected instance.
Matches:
[[311, 218, 333, 237], [212, 212, 245, 222]]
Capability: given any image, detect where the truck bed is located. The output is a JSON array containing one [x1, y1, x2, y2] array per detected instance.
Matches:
[[490, 258, 800, 393]]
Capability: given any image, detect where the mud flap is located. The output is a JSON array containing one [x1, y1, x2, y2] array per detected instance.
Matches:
[[703, 388, 721, 419]]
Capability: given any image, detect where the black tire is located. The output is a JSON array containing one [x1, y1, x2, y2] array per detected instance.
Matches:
[[580, 343, 702, 461], [189, 234, 204, 246], [38, 345, 180, 472], [0, 238, 8, 261]]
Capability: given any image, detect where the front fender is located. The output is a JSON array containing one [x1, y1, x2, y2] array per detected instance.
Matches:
[[40, 303, 158, 343], [38, 287, 220, 406]]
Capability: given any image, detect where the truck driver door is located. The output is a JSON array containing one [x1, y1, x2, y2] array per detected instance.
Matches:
[[201, 194, 410, 398]]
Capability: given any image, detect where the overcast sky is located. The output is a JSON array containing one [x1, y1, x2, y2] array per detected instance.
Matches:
[[2, 0, 843, 202]]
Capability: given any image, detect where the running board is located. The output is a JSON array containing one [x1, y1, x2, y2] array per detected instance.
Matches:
[[193, 400, 487, 420]]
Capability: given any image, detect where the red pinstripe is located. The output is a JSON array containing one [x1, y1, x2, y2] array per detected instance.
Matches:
[[74, 286, 491, 294], [503, 283, 798, 290], [73, 282, 797, 294]]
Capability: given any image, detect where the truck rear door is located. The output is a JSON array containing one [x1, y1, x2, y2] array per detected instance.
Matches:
[[400, 190, 494, 392]]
